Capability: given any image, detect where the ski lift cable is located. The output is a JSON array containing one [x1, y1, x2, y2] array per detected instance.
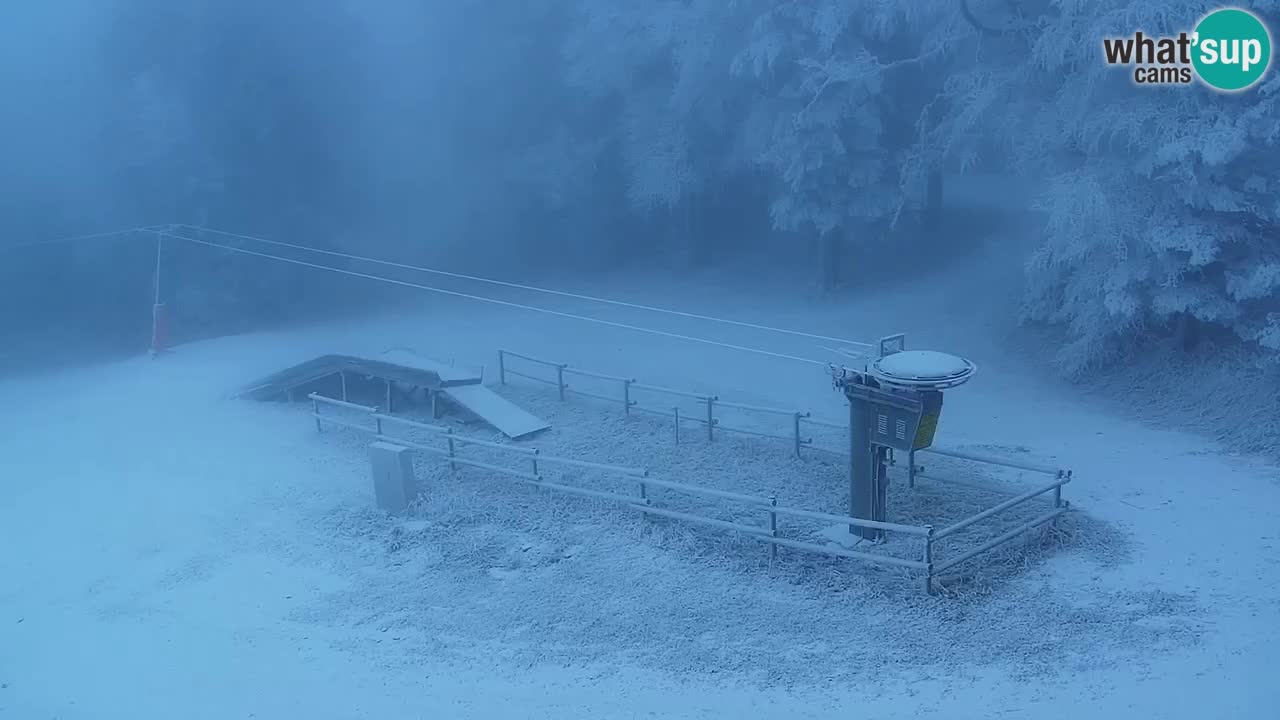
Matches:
[[173, 223, 877, 350], [155, 230, 831, 367], [0, 226, 157, 252]]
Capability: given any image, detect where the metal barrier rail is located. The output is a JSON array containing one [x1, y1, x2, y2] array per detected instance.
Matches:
[[923, 472, 1070, 593], [489, 350, 1076, 593], [307, 391, 945, 584], [805, 433, 1067, 480], [919, 446, 1061, 477], [502, 349, 1064, 474], [497, 349, 822, 454], [933, 476, 1069, 540]]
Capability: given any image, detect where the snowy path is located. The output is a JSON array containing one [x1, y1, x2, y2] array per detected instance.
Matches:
[[1, 280, 1278, 719]]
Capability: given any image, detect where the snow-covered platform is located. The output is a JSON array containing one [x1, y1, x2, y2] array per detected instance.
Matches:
[[239, 348, 549, 439], [237, 353, 476, 401]]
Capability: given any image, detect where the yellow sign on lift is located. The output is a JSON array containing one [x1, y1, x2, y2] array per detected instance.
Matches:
[[913, 390, 945, 450]]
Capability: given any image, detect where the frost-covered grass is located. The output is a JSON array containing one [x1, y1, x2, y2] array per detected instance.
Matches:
[[3, 278, 1276, 719], [292, 379, 1201, 687]]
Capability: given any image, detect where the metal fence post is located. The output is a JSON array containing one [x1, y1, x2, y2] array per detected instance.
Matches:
[[923, 525, 935, 595], [673, 407, 681, 444], [639, 474, 652, 519], [556, 364, 566, 401], [793, 412, 803, 457], [312, 396, 322, 432], [908, 449, 916, 488], [705, 396, 715, 442], [531, 449, 540, 478], [1052, 471, 1065, 529], [149, 231, 166, 357], [498, 350, 506, 385], [340, 371, 348, 401], [446, 430, 457, 474], [623, 379, 633, 416], [385, 379, 393, 413], [769, 495, 779, 564]]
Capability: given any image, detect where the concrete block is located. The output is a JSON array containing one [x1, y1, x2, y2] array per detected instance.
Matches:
[[369, 441, 416, 514]]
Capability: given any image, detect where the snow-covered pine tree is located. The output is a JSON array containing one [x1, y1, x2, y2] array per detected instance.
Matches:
[[1003, 1, 1280, 372], [559, 0, 967, 280], [731, 0, 961, 290], [560, 0, 762, 265]]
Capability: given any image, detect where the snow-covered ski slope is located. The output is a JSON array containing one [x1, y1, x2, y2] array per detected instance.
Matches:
[[1, 268, 1277, 719]]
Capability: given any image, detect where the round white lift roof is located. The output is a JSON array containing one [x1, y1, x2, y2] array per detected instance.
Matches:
[[870, 350, 976, 390]]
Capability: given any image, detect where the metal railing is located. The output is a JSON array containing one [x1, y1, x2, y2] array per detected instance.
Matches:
[[491, 349, 1076, 593], [307, 392, 950, 587], [498, 349, 837, 456], [309, 386, 1072, 594]]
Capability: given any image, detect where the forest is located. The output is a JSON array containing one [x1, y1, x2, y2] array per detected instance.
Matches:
[[1, 0, 1278, 376]]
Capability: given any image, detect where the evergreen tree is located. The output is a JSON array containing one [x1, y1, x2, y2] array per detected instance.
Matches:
[[946, 0, 1280, 372]]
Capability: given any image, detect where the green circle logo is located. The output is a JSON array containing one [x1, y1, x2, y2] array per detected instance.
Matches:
[[1192, 8, 1272, 91]]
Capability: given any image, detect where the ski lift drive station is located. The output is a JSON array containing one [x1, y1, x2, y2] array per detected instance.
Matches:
[[832, 334, 977, 541]]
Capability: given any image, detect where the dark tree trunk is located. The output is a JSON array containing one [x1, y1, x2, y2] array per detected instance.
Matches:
[[925, 170, 944, 231], [820, 230, 842, 293], [1176, 312, 1201, 352], [684, 194, 695, 266]]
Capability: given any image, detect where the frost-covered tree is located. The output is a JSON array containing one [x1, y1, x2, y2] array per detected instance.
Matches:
[[560, 1, 761, 265], [561, 0, 965, 285], [937, 0, 1280, 372], [732, 1, 965, 288]]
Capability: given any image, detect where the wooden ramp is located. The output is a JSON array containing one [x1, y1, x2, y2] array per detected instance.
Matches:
[[440, 383, 550, 440], [376, 348, 480, 387]]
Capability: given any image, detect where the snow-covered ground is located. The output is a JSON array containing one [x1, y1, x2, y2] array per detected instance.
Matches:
[[2, 262, 1279, 719]]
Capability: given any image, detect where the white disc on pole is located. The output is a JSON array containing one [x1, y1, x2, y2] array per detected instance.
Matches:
[[870, 350, 976, 390]]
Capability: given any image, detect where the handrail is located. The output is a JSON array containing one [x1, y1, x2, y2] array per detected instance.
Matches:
[[504, 368, 556, 385], [932, 506, 1069, 575], [630, 382, 716, 401], [768, 504, 932, 536], [640, 475, 771, 506], [452, 456, 540, 481], [563, 366, 634, 383], [310, 413, 377, 436], [760, 535, 930, 571], [630, 504, 770, 536], [920, 446, 1064, 477], [715, 399, 807, 417], [360, 433, 449, 458], [372, 412, 449, 434], [933, 477, 1069, 540], [498, 349, 564, 367], [535, 454, 648, 477], [309, 393, 377, 413]]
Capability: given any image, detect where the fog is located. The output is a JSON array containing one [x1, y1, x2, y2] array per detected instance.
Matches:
[[2, 0, 1277, 406], [2, 3, 1279, 718], [0, 3, 1002, 356]]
